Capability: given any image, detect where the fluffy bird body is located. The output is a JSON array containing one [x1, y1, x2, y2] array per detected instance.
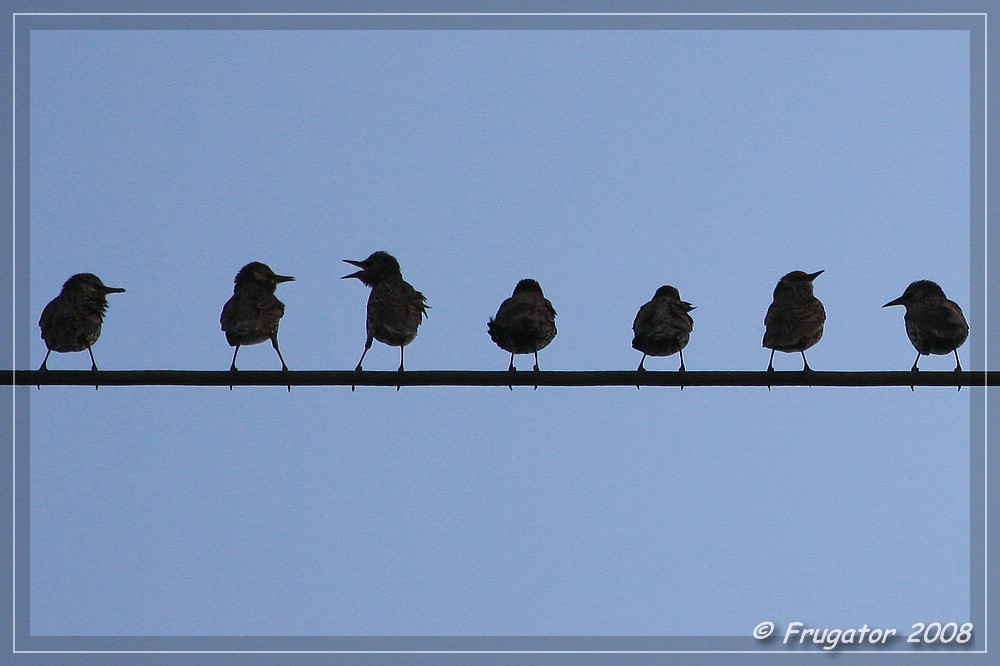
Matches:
[[883, 280, 968, 372], [488, 279, 557, 373], [632, 285, 695, 372], [763, 270, 826, 371], [220, 262, 294, 374], [343, 251, 428, 374], [38, 273, 125, 371]]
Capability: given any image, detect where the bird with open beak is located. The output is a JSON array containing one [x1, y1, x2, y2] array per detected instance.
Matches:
[[342, 251, 428, 389]]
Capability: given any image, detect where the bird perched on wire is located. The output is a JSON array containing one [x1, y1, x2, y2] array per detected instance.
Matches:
[[220, 262, 295, 389], [38, 273, 126, 378], [763, 270, 826, 372], [342, 251, 428, 387], [883, 280, 968, 372], [632, 285, 695, 373], [488, 279, 557, 389]]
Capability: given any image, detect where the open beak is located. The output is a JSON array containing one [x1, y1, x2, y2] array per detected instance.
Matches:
[[275, 275, 295, 284], [342, 259, 365, 280]]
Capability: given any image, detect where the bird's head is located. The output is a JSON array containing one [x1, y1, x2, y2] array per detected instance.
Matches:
[[511, 278, 544, 297], [883, 279, 945, 309], [773, 269, 823, 298], [342, 251, 401, 286], [652, 285, 695, 311], [62, 273, 126, 297], [234, 262, 295, 289]]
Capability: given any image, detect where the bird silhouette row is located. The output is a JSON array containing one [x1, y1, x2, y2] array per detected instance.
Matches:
[[36, 251, 970, 389]]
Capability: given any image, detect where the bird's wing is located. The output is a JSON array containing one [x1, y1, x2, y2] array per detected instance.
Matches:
[[632, 301, 657, 336], [368, 281, 427, 335], [907, 301, 968, 334], [493, 297, 542, 327], [763, 301, 825, 346], [254, 294, 285, 318], [220, 294, 238, 330]]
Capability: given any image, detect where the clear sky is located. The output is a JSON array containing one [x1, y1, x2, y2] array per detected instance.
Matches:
[[24, 28, 972, 637]]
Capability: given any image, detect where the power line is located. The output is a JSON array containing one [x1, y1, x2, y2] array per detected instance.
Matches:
[[7, 370, 998, 388]]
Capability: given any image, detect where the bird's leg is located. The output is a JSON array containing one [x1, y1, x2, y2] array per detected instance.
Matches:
[[635, 354, 646, 390], [766, 350, 775, 391], [533, 352, 540, 390], [352, 337, 373, 392], [678, 350, 686, 391], [88, 346, 99, 390], [907, 351, 921, 391], [271, 336, 290, 392], [354, 337, 372, 373], [506, 353, 515, 391], [396, 347, 404, 391], [271, 337, 289, 372], [229, 346, 240, 391], [37, 350, 51, 390], [801, 352, 812, 372], [954, 350, 963, 392]]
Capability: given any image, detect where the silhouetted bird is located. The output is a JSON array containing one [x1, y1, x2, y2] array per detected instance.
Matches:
[[38, 273, 125, 372], [488, 279, 557, 388], [220, 262, 294, 387], [632, 285, 695, 372], [763, 270, 826, 372], [883, 280, 968, 372], [342, 251, 428, 383]]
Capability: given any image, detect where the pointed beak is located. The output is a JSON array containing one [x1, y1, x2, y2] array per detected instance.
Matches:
[[883, 295, 905, 308], [104, 286, 126, 294], [342, 259, 365, 280], [275, 275, 295, 284], [807, 270, 824, 281]]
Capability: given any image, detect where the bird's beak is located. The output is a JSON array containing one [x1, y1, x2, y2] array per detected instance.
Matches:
[[808, 270, 824, 281], [275, 275, 295, 284], [883, 295, 905, 308], [342, 259, 365, 280], [684, 303, 696, 311], [104, 286, 126, 294]]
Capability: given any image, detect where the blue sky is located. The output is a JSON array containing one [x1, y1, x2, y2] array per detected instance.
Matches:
[[23, 28, 973, 637]]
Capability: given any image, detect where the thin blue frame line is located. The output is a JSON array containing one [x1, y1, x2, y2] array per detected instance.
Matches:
[[10, 8, 988, 655]]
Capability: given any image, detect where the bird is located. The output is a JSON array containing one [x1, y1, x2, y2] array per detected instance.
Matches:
[[632, 285, 695, 373], [38, 273, 126, 376], [763, 270, 826, 372], [220, 262, 295, 388], [883, 280, 968, 372], [342, 251, 428, 387], [488, 279, 557, 388]]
